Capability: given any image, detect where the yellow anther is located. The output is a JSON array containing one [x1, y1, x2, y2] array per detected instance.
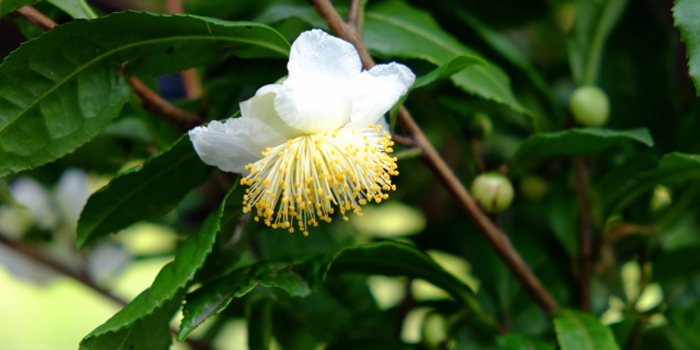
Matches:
[[241, 130, 398, 234]]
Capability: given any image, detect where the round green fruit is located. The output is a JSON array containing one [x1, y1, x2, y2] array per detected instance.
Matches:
[[569, 85, 610, 126], [471, 173, 514, 213]]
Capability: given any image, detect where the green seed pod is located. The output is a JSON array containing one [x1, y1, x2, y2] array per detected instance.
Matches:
[[569, 85, 610, 126], [468, 112, 493, 140], [421, 312, 449, 350], [471, 173, 514, 213]]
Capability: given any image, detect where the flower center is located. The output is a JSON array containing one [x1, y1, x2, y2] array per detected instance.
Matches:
[[240, 125, 398, 235]]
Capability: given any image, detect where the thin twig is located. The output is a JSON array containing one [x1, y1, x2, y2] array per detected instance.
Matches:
[[128, 77, 205, 129], [347, 0, 361, 29], [15, 6, 205, 131], [307, 0, 559, 314], [575, 157, 591, 311], [470, 139, 486, 173], [0, 234, 126, 306], [14, 6, 56, 30], [392, 134, 417, 147]]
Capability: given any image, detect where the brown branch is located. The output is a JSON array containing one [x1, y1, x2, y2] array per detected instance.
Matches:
[[575, 157, 591, 311], [14, 6, 57, 30], [128, 77, 205, 129], [392, 134, 416, 147], [347, 0, 361, 29], [308, 0, 374, 69], [0, 234, 126, 306], [15, 6, 205, 131], [308, 0, 559, 314]]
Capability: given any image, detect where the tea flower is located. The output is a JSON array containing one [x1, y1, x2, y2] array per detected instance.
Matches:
[[189, 29, 415, 234]]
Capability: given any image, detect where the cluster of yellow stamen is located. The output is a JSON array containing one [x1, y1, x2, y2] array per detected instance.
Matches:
[[240, 124, 398, 235]]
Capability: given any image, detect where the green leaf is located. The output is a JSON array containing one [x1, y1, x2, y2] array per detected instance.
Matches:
[[178, 256, 326, 341], [327, 241, 491, 325], [248, 299, 274, 350], [389, 54, 485, 129], [363, 0, 529, 116], [667, 303, 700, 348], [497, 333, 555, 350], [81, 185, 237, 345], [79, 293, 183, 350], [0, 0, 41, 15], [195, 179, 254, 283], [553, 309, 621, 350], [567, 0, 631, 84], [180, 242, 491, 341], [0, 11, 290, 177], [675, 0, 700, 95], [605, 153, 700, 216], [77, 135, 210, 249], [456, 10, 561, 120], [510, 128, 653, 171], [412, 54, 486, 90], [179, 271, 256, 341], [256, 3, 326, 28], [47, 0, 96, 19], [653, 246, 700, 287]]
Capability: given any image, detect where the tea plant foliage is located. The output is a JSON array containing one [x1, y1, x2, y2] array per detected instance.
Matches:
[[1, 0, 700, 349]]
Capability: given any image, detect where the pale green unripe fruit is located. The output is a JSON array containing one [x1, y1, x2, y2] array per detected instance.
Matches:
[[569, 85, 610, 126], [421, 313, 449, 350], [471, 173, 514, 213]]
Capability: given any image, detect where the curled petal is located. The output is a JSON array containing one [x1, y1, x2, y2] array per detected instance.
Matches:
[[189, 118, 286, 173], [345, 62, 416, 130], [240, 84, 305, 139]]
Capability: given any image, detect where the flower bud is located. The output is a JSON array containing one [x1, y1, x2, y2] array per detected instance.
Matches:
[[569, 85, 610, 126], [421, 313, 449, 350], [650, 184, 672, 212], [471, 173, 514, 213], [468, 112, 493, 140]]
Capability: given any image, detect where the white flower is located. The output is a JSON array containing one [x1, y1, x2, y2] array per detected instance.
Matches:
[[189, 29, 415, 234]]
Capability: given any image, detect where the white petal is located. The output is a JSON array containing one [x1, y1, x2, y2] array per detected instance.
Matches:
[[375, 115, 391, 133], [274, 80, 352, 133], [345, 62, 415, 129], [189, 118, 286, 173], [274, 29, 362, 134], [288, 29, 362, 81], [240, 84, 305, 139]]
